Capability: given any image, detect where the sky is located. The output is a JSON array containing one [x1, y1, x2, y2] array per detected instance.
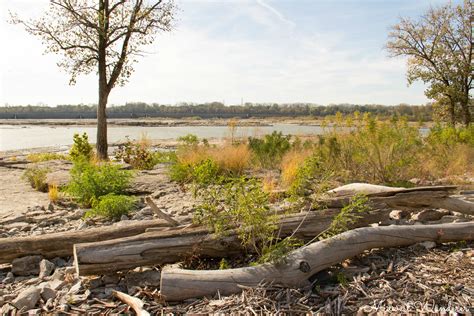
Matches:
[[0, 0, 457, 107]]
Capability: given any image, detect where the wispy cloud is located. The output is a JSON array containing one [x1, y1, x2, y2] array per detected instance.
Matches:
[[254, 0, 295, 28]]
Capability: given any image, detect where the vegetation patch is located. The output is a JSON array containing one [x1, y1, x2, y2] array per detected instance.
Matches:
[[86, 193, 137, 220], [22, 166, 49, 192]]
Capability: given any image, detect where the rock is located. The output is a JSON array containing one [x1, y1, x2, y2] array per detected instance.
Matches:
[[51, 269, 65, 281], [39, 259, 55, 278], [12, 287, 41, 311], [102, 274, 119, 285], [47, 203, 54, 212], [411, 209, 449, 222], [389, 210, 410, 220], [51, 257, 67, 268], [419, 241, 436, 250], [2, 272, 14, 284], [12, 256, 43, 276], [120, 215, 129, 221], [87, 277, 103, 290], [67, 281, 82, 295], [40, 287, 57, 301], [77, 221, 88, 230], [47, 279, 65, 291]]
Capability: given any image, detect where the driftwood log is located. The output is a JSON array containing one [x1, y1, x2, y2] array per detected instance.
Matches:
[[74, 208, 393, 275], [323, 185, 474, 216], [160, 222, 474, 301], [0, 219, 175, 264]]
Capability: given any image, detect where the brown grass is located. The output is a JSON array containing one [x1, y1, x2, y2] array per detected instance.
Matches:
[[48, 183, 59, 203], [280, 150, 312, 188], [210, 144, 251, 174]]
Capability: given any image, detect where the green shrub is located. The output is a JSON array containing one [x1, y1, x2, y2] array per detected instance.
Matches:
[[258, 237, 303, 264], [191, 159, 220, 186], [194, 176, 277, 255], [178, 134, 199, 147], [152, 151, 177, 164], [27, 152, 68, 162], [248, 131, 291, 167], [66, 159, 133, 207], [22, 166, 49, 192], [85, 193, 136, 220], [114, 136, 155, 170], [70, 133, 93, 161], [169, 161, 193, 183], [287, 155, 326, 199]]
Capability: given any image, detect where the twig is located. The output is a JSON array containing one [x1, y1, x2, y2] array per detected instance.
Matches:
[[145, 196, 179, 226], [112, 290, 150, 316]]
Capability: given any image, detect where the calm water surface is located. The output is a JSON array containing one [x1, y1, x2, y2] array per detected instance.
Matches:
[[0, 124, 326, 151]]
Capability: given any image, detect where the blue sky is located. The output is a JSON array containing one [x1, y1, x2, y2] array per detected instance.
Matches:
[[0, 0, 458, 106]]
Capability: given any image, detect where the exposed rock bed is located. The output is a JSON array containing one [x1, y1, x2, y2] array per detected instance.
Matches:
[[0, 157, 473, 314]]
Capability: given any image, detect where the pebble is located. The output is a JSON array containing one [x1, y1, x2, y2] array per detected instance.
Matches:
[[419, 241, 436, 250], [12, 287, 41, 311], [2, 272, 14, 284], [39, 259, 55, 279], [12, 255, 43, 276]]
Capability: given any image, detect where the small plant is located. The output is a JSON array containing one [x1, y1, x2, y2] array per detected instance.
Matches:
[[66, 159, 133, 207], [194, 176, 277, 255], [114, 136, 156, 170], [22, 166, 49, 192], [48, 183, 60, 203], [178, 134, 199, 147], [318, 194, 371, 240], [27, 152, 68, 162], [258, 237, 303, 264], [191, 158, 220, 186], [219, 258, 230, 270], [70, 133, 93, 161], [85, 193, 136, 220]]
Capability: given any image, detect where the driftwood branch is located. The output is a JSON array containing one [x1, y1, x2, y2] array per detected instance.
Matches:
[[160, 222, 474, 301], [112, 290, 150, 316], [73, 208, 393, 276], [0, 219, 176, 264], [145, 196, 180, 226]]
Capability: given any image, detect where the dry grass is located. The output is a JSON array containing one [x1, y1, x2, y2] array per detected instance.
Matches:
[[48, 183, 59, 203], [280, 150, 312, 188], [176, 143, 251, 175], [420, 144, 474, 180], [210, 144, 251, 174]]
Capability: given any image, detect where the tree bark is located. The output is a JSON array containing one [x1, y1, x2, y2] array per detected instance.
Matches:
[[160, 222, 474, 301], [96, 0, 109, 160], [0, 219, 176, 264], [73, 208, 393, 276]]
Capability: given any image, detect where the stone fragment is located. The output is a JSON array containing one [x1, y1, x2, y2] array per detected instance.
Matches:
[[2, 272, 14, 284], [120, 215, 129, 221], [419, 241, 436, 250], [411, 209, 449, 222], [47, 203, 54, 212], [102, 274, 119, 285], [389, 210, 410, 220], [40, 287, 57, 301], [11, 287, 41, 311], [39, 259, 55, 278], [12, 256, 43, 276]]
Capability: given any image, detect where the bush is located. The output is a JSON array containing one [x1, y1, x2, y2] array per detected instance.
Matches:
[[191, 159, 220, 186], [249, 131, 292, 168], [178, 134, 199, 147], [27, 152, 68, 162], [70, 133, 93, 161], [66, 159, 133, 207], [86, 193, 136, 219], [22, 166, 49, 192], [194, 176, 277, 255], [114, 136, 156, 170]]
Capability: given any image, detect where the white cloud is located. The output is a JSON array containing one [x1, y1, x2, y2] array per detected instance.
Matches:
[[0, 0, 428, 106]]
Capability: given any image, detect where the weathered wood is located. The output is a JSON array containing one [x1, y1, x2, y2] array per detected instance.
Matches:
[[112, 290, 150, 316], [160, 222, 474, 301], [0, 219, 175, 264], [145, 196, 179, 226], [323, 186, 473, 215], [74, 208, 393, 276]]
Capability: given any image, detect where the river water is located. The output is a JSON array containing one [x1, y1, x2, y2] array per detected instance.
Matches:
[[0, 123, 328, 151]]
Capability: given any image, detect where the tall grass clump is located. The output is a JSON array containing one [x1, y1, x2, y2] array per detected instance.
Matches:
[[22, 166, 49, 192], [169, 134, 250, 184], [27, 152, 68, 162]]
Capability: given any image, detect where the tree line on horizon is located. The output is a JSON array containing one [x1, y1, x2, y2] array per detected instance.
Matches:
[[0, 102, 433, 121]]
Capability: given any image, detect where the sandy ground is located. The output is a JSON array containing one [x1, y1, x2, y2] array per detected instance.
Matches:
[[0, 165, 49, 220]]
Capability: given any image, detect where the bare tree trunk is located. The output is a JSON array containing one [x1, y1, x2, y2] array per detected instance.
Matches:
[[160, 222, 474, 301], [461, 97, 472, 127], [96, 0, 109, 160], [96, 89, 108, 160]]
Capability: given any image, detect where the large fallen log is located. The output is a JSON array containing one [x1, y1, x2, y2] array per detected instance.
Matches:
[[0, 219, 176, 264], [160, 222, 474, 301], [74, 208, 393, 275]]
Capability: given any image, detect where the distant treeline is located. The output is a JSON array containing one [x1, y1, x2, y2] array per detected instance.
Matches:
[[0, 102, 433, 121]]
